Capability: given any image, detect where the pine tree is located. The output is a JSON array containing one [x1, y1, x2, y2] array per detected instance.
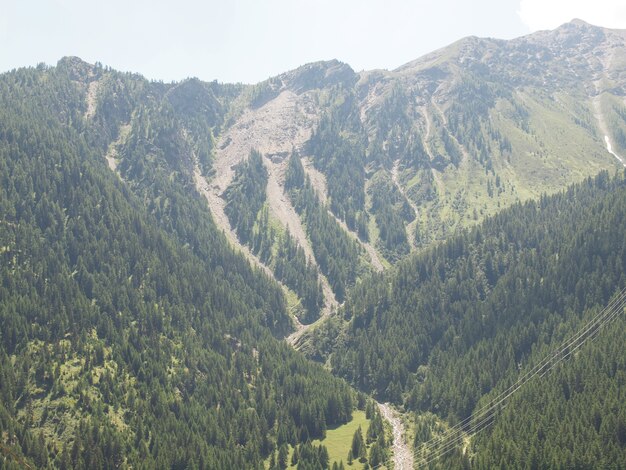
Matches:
[[278, 443, 288, 470], [291, 445, 300, 466], [351, 426, 366, 462]]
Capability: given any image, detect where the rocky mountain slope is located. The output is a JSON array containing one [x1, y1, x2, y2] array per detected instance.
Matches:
[[191, 19, 626, 331], [50, 19, 626, 337]]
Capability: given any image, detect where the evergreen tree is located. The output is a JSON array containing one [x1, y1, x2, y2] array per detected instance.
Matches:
[[351, 426, 366, 462]]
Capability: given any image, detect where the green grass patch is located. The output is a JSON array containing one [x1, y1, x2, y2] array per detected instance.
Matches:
[[270, 409, 390, 469], [310, 410, 370, 468]]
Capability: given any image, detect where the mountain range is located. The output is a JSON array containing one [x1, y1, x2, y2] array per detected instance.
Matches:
[[60, 19, 626, 328], [1, 19, 626, 469]]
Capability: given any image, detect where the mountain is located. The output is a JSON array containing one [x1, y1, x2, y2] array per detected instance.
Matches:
[[203, 20, 626, 327], [1, 19, 626, 469], [0, 58, 358, 468], [54, 20, 626, 329], [319, 169, 626, 468]]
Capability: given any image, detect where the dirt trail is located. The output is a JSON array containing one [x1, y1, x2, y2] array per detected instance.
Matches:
[[420, 106, 433, 148], [301, 157, 329, 205], [378, 402, 414, 470], [286, 318, 307, 347], [392, 160, 420, 251], [604, 136, 626, 167], [359, 229, 385, 272], [330, 207, 385, 273], [419, 106, 446, 198], [591, 90, 626, 167], [286, 303, 334, 347], [587, 47, 626, 167], [264, 157, 315, 266]]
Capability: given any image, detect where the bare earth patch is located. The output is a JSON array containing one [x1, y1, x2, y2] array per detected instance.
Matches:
[[193, 166, 274, 278], [211, 90, 319, 198], [590, 88, 626, 167], [326, 202, 385, 273], [104, 124, 131, 175], [84, 80, 100, 119], [301, 157, 329, 205], [589, 46, 626, 167], [301, 159, 385, 272], [264, 155, 338, 318]]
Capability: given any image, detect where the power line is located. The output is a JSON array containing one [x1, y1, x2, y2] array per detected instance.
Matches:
[[416, 287, 626, 468], [419, 290, 626, 467], [420, 287, 626, 456], [419, 292, 626, 467]]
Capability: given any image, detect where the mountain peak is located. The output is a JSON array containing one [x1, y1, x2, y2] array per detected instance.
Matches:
[[568, 18, 593, 27], [56, 56, 97, 81], [553, 18, 607, 33], [282, 59, 356, 93]]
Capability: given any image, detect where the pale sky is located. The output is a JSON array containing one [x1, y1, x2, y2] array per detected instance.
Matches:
[[1, 0, 626, 84]]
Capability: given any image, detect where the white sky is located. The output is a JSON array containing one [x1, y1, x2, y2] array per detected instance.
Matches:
[[1, 0, 626, 84], [518, 0, 626, 31]]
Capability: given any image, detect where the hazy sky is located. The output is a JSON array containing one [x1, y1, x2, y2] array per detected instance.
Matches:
[[1, 0, 626, 84]]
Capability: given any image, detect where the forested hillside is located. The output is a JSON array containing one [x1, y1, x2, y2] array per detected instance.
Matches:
[[223, 149, 324, 323], [285, 153, 366, 302], [469, 318, 626, 468], [314, 170, 626, 467], [3, 18, 626, 469], [0, 59, 356, 469]]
